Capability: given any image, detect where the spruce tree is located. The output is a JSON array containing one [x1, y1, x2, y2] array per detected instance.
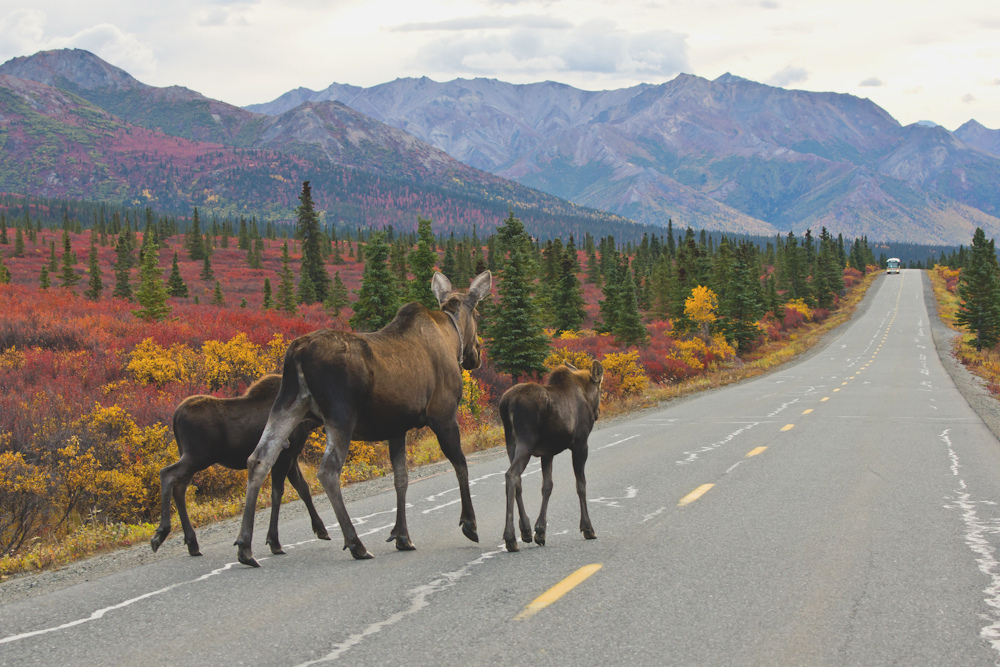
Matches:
[[390, 241, 409, 293], [133, 242, 171, 321], [112, 232, 134, 300], [211, 281, 225, 306], [58, 230, 81, 290], [39, 264, 50, 289], [48, 240, 58, 272], [166, 252, 189, 297], [0, 214, 7, 245], [324, 271, 349, 317], [186, 207, 206, 260], [0, 252, 9, 284], [262, 278, 274, 310], [277, 241, 298, 314], [613, 258, 648, 346], [200, 253, 214, 281], [13, 228, 24, 257], [83, 239, 103, 300], [408, 217, 439, 310], [956, 227, 1000, 350], [553, 252, 586, 334], [481, 212, 549, 383], [597, 254, 622, 334], [350, 232, 399, 331], [722, 243, 765, 351], [295, 181, 330, 302]]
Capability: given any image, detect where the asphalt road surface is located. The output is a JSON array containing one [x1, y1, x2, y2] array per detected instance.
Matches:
[[5, 270, 1000, 666]]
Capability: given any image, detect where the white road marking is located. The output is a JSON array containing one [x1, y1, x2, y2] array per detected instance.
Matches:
[[594, 434, 641, 451], [641, 507, 667, 523], [295, 547, 506, 666], [588, 486, 638, 507], [940, 429, 1000, 657], [677, 422, 760, 465], [422, 497, 472, 514]]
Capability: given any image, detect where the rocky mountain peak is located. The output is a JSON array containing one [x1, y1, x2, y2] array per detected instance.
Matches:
[[0, 48, 144, 91]]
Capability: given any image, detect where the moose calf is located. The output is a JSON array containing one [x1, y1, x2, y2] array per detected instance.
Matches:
[[151, 374, 329, 557], [498, 360, 604, 552]]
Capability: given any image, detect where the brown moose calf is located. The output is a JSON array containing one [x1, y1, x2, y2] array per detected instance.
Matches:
[[498, 360, 604, 552]]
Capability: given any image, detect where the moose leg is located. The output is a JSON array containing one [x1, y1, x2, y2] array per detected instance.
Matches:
[[317, 423, 372, 560], [151, 459, 187, 553], [236, 403, 308, 568], [514, 477, 532, 545], [265, 455, 292, 555], [173, 474, 201, 556], [572, 446, 596, 540], [533, 455, 554, 546], [286, 459, 331, 541], [504, 448, 532, 552], [433, 419, 478, 542], [386, 436, 415, 551]]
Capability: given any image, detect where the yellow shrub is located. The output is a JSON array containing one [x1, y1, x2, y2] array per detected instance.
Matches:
[[0, 346, 25, 371], [601, 350, 649, 396], [558, 330, 581, 340], [343, 441, 387, 484], [126, 338, 197, 386], [263, 334, 287, 373], [460, 370, 485, 417], [709, 334, 736, 362], [545, 347, 595, 371], [202, 333, 269, 390], [671, 338, 708, 371], [784, 298, 813, 322]]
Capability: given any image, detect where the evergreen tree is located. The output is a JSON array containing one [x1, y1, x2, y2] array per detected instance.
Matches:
[[613, 258, 648, 346], [356, 241, 365, 264], [211, 281, 225, 306], [0, 252, 9, 284], [277, 241, 298, 315], [112, 232, 134, 300], [597, 254, 622, 334], [0, 214, 7, 244], [350, 232, 399, 331], [39, 264, 50, 290], [166, 252, 189, 297], [324, 271, 349, 317], [13, 228, 24, 257], [553, 252, 586, 334], [721, 243, 765, 351], [133, 242, 171, 321], [58, 230, 81, 290], [186, 207, 206, 260], [390, 240, 409, 294], [956, 227, 1000, 350], [200, 253, 214, 281], [48, 240, 57, 272], [83, 239, 103, 300], [331, 238, 344, 265], [409, 217, 439, 310], [441, 235, 457, 281], [481, 212, 549, 383], [295, 181, 330, 303], [297, 269, 317, 305], [262, 278, 274, 310]]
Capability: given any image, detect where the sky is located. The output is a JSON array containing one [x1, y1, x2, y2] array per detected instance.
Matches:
[[0, 0, 998, 130]]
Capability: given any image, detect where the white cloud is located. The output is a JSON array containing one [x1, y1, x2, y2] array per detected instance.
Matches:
[[859, 77, 884, 87], [766, 64, 808, 87], [0, 9, 49, 57], [962, 92, 977, 103], [393, 15, 572, 31]]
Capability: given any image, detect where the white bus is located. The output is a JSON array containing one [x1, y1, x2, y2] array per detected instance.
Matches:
[[886, 258, 901, 274]]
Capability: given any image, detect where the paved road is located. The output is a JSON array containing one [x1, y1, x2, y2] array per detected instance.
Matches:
[[5, 270, 1000, 665]]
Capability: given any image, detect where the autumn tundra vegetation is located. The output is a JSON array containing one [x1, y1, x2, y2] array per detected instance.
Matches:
[[0, 183, 880, 576]]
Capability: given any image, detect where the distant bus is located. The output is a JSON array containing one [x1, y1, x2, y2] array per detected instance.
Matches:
[[886, 258, 901, 274]]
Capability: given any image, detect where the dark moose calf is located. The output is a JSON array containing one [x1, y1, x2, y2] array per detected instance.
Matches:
[[499, 360, 604, 552], [150, 375, 329, 556]]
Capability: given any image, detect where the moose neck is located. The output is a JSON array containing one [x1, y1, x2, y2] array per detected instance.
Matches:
[[444, 308, 464, 365]]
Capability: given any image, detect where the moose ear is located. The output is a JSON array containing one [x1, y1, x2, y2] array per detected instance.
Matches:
[[467, 270, 492, 305], [564, 361, 578, 371], [590, 360, 604, 384], [431, 272, 453, 306]]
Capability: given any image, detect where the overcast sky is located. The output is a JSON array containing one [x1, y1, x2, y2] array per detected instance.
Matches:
[[1, 0, 997, 130]]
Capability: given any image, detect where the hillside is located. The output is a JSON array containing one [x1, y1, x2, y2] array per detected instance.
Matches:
[[0, 51, 652, 239], [249, 73, 1000, 243]]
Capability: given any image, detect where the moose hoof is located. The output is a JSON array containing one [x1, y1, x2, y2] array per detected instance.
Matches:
[[150, 531, 166, 553], [582, 528, 597, 540], [534, 530, 546, 546], [186, 540, 202, 557], [394, 536, 416, 551], [520, 528, 533, 544], [350, 546, 374, 560], [505, 537, 520, 553], [316, 530, 332, 541], [237, 550, 260, 568], [461, 521, 479, 543], [267, 541, 286, 555]]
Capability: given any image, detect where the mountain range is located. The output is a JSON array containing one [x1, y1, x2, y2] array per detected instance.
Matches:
[[249, 73, 1000, 244], [1, 48, 1000, 244]]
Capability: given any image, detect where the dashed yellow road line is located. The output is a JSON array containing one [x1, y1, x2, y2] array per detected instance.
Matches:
[[842, 382, 848, 385], [678, 483, 715, 507], [746, 446, 767, 457], [834, 388, 840, 392], [781, 424, 795, 431], [802, 409, 813, 414], [821, 397, 829, 401], [514, 564, 603, 620]]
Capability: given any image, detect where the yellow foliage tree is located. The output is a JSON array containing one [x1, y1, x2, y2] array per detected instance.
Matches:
[[685, 285, 718, 339], [601, 350, 649, 397]]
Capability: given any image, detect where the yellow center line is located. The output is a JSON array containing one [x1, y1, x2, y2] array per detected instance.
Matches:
[[746, 446, 767, 457], [821, 397, 829, 401], [802, 408, 813, 414], [514, 564, 603, 620], [781, 424, 794, 431], [678, 483, 715, 506], [842, 381, 848, 385], [849, 376, 855, 379], [834, 388, 840, 392]]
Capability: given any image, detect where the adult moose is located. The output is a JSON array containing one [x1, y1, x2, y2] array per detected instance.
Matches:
[[235, 270, 492, 567], [499, 360, 604, 552], [151, 375, 329, 557]]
